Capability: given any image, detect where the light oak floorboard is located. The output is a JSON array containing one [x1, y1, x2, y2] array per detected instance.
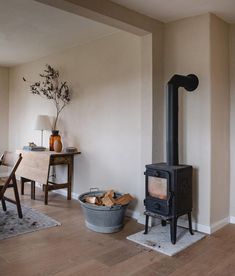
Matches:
[[1, 185, 235, 276]]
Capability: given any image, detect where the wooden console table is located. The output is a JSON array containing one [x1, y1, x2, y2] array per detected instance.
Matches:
[[16, 151, 81, 205]]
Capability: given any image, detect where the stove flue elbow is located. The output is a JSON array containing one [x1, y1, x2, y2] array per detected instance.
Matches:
[[168, 74, 199, 92]]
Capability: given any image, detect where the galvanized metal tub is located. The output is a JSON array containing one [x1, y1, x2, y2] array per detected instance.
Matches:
[[78, 190, 128, 233]]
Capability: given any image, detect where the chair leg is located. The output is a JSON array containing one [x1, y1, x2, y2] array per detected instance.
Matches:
[[12, 176, 23, 218], [1, 197, 7, 211], [21, 177, 25, 195]]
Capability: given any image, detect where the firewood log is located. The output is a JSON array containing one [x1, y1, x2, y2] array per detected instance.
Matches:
[[115, 193, 134, 205], [101, 194, 116, 206]]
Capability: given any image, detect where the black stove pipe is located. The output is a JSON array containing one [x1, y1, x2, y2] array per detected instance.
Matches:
[[167, 74, 199, 166]]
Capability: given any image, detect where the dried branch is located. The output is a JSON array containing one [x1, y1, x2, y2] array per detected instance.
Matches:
[[23, 64, 71, 130]]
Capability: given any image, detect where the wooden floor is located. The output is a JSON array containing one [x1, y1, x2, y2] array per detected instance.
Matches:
[[1, 186, 235, 276]]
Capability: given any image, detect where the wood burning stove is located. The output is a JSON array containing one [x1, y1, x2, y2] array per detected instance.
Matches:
[[144, 74, 199, 244]]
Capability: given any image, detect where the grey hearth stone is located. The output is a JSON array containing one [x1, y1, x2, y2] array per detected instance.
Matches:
[[127, 223, 205, 256]]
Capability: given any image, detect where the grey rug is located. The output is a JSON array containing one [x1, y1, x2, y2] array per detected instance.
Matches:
[[0, 202, 61, 240], [127, 223, 205, 256]]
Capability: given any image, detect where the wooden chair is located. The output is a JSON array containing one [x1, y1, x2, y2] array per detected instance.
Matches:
[[0, 152, 23, 218]]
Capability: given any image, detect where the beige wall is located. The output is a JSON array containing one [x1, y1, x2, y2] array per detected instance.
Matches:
[[164, 14, 231, 230], [8, 31, 152, 214], [37, 0, 165, 170], [164, 14, 211, 227], [230, 24, 235, 217], [0, 67, 9, 154], [4, 1, 233, 231], [139, 34, 153, 213], [152, 29, 164, 163], [36, 0, 165, 218], [210, 15, 230, 225]]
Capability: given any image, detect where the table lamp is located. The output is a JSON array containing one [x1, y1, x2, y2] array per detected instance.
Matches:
[[34, 115, 51, 147]]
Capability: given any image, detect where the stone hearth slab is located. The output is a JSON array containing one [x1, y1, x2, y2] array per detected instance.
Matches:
[[127, 224, 205, 256]]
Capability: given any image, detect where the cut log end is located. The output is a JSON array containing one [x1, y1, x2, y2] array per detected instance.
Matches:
[[84, 191, 134, 206]]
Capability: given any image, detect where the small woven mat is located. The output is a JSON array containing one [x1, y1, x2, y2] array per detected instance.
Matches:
[[0, 202, 61, 240]]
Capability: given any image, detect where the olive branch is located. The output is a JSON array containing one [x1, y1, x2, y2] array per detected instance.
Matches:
[[23, 64, 71, 130]]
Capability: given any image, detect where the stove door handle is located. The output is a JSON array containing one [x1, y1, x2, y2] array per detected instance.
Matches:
[[167, 192, 174, 206]]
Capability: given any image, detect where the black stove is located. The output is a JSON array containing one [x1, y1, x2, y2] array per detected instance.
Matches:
[[144, 74, 199, 244]]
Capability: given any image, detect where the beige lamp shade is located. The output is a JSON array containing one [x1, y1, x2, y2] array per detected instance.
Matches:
[[34, 115, 51, 130]]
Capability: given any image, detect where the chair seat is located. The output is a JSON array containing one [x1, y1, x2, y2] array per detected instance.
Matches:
[[0, 177, 8, 186]]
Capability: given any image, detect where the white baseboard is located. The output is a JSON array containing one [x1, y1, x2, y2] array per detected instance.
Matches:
[[177, 217, 211, 234], [35, 183, 79, 200], [210, 217, 230, 233], [125, 212, 229, 234], [178, 216, 230, 234], [128, 213, 211, 234], [33, 185, 231, 234], [51, 187, 78, 201], [126, 209, 139, 220]]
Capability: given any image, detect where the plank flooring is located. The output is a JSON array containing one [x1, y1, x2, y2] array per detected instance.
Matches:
[[1, 185, 235, 276]]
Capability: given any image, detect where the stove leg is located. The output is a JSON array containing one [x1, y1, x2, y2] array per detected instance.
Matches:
[[170, 217, 177, 244], [144, 215, 149, 234], [161, 220, 167, 226], [188, 212, 194, 235]]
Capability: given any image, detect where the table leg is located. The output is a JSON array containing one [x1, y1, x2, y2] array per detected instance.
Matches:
[[67, 156, 73, 200], [44, 184, 48, 205], [31, 181, 35, 200]]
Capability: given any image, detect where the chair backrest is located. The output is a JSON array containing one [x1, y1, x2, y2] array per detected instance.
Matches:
[[0, 152, 22, 198], [1, 151, 20, 167], [0, 152, 22, 177]]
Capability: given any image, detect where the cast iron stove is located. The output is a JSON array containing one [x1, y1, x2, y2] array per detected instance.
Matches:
[[144, 74, 199, 244]]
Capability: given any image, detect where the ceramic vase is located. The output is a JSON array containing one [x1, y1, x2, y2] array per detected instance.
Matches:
[[49, 130, 62, 151], [54, 139, 63, 152]]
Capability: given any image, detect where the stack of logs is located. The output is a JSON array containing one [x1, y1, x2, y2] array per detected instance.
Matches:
[[85, 190, 133, 207]]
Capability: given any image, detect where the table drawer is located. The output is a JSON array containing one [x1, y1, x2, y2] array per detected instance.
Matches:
[[50, 156, 71, 165]]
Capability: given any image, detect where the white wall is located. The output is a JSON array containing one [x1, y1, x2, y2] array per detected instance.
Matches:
[[164, 14, 231, 231], [230, 24, 235, 218], [0, 67, 9, 154], [164, 14, 211, 227], [5, 11, 233, 231], [210, 15, 230, 225], [8, 31, 152, 213], [139, 34, 152, 213]]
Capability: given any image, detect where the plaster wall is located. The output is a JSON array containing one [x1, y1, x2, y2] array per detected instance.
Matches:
[[210, 15, 230, 225], [5, 0, 233, 231], [8, 31, 152, 213], [230, 24, 235, 218], [0, 67, 9, 154], [164, 14, 211, 227]]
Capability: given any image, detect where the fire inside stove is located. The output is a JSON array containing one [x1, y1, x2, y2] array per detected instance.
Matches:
[[148, 176, 167, 200]]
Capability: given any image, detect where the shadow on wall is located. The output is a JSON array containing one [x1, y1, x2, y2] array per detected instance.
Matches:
[[192, 167, 199, 225]]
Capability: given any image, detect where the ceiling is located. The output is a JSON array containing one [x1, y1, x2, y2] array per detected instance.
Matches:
[[0, 0, 118, 67], [111, 0, 235, 23], [1, 0, 235, 67]]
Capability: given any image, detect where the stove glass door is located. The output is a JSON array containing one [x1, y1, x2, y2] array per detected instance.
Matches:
[[148, 176, 167, 200]]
